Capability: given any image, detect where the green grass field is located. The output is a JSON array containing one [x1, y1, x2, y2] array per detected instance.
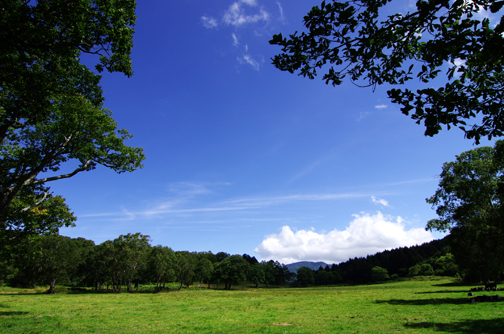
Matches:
[[1, 277, 503, 333]]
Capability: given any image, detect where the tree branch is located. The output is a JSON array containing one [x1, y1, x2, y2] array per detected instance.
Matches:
[[31, 159, 93, 184], [20, 190, 51, 212]]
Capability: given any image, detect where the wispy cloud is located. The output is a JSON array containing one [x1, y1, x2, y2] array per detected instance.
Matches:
[[168, 181, 214, 197], [223, 0, 269, 27], [224, 192, 373, 209], [201, 1, 275, 70], [375, 104, 388, 109], [80, 190, 376, 222], [357, 111, 370, 121], [237, 50, 261, 71], [254, 212, 434, 264], [232, 33, 239, 47], [371, 178, 435, 187], [231, 34, 261, 70], [201, 16, 218, 29], [277, 2, 286, 23], [371, 196, 390, 207]]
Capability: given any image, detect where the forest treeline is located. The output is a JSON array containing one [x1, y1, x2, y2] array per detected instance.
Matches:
[[1, 233, 457, 292], [0, 233, 294, 293], [295, 236, 456, 286]]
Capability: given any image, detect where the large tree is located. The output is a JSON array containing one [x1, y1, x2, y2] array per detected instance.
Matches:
[[0, 0, 144, 235], [426, 140, 504, 281], [10, 235, 80, 293], [108, 233, 150, 292], [216, 255, 249, 290], [270, 0, 504, 143], [148, 245, 176, 291], [297, 267, 315, 287]]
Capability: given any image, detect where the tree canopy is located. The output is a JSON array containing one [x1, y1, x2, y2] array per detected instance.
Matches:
[[0, 0, 144, 235], [427, 140, 504, 280], [270, 0, 504, 143]]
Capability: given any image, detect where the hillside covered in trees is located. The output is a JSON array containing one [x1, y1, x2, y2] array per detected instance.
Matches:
[[294, 236, 456, 286]]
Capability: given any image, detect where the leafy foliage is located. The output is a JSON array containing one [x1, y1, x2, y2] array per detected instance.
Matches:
[[1, 194, 76, 246], [427, 140, 504, 280], [215, 255, 249, 290], [270, 0, 504, 143], [297, 266, 315, 286], [0, 0, 144, 236], [370, 266, 389, 281], [1, 232, 454, 290]]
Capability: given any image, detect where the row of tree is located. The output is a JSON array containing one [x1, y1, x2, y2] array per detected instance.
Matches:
[[0, 233, 294, 293], [1, 231, 460, 292]]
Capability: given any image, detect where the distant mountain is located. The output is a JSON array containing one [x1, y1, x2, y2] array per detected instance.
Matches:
[[286, 261, 333, 274]]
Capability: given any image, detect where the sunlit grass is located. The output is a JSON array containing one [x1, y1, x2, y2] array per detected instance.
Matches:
[[1, 277, 503, 333]]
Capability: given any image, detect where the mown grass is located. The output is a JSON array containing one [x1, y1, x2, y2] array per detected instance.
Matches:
[[1, 277, 503, 333]]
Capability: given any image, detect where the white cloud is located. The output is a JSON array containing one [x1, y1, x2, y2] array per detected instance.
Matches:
[[371, 196, 389, 207], [81, 190, 377, 222], [226, 192, 372, 208], [168, 181, 213, 196], [232, 33, 239, 47], [254, 212, 434, 264], [450, 58, 467, 78], [223, 1, 269, 27], [201, 16, 218, 29], [238, 53, 261, 71], [277, 2, 286, 23], [375, 104, 388, 109], [357, 111, 370, 121], [241, 0, 257, 5]]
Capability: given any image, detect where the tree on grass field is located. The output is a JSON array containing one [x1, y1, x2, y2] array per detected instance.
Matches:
[[1, 0, 145, 239], [270, 0, 504, 143], [148, 245, 176, 291], [371, 266, 390, 282], [195, 255, 214, 289], [10, 235, 80, 293], [111, 233, 151, 292], [216, 255, 249, 290], [174, 251, 197, 290], [297, 267, 315, 287], [248, 263, 266, 288], [427, 140, 504, 281], [37, 235, 81, 294]]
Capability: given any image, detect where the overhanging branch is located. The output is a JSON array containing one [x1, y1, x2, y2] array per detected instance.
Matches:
[[30, 159, 93, 184], [20, 190, 51, 212]]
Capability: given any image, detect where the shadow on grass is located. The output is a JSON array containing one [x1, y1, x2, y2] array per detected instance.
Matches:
[[433, 282, 475, 287], [376, 298, 470, 305], [0, 288, 161, 295], [404, 318, 504, 333], [0, 311, 29, 316], [415, 290, 470, 294]]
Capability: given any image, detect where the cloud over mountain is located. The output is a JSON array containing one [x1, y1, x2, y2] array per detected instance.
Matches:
[[255, 212, 433, 264]]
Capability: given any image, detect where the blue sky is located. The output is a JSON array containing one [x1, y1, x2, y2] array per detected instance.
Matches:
[[54, 0, 495, 264]]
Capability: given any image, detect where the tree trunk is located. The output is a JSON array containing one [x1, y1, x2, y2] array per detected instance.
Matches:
[[48, 278, 56, 294]]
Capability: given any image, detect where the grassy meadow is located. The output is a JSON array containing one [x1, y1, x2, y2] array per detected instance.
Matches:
[[1, 277, 503, 333]]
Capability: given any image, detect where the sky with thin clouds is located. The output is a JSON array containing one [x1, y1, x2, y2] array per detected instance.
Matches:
[[54, 0, 497, 265]]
